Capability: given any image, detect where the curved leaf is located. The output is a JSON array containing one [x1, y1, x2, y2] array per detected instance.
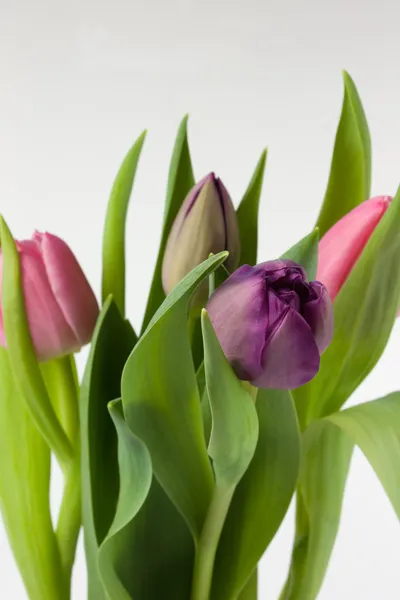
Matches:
[[122, 253, 228, 539], [80, 297, 136, 599], [102, 132, 146, 315], [141, 115, 195, 332], [316, 71, 371, 237], [237, 149, 267, 266], [0, 216, 73, 469], [99, 400, 194, 600], [98, 400, 152, 599], [284, 392, 400, 600], [211, 389, 300, 600]]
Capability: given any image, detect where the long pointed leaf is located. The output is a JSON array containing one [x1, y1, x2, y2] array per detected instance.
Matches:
[[236, 149, 267, 266], [316, 71, 371, 237], [141, 116, 195, 331], [102, 132, 146, 315]]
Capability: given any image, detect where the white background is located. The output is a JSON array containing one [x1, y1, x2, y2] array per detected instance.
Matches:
[[1, 0, 400, 598]]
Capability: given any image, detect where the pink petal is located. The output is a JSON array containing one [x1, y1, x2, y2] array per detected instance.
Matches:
[[317, 196, 391, 300], [34, 232, 99, 347], [0, 241, 79, 361]]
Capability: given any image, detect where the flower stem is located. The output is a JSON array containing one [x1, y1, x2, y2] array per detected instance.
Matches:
[[56, 452, 82, 594], [279, 491, 309, 600], [191, 484, 235, 600]]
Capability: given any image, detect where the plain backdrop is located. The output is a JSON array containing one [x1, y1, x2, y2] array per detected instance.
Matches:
[[1, 0, 399, 598]]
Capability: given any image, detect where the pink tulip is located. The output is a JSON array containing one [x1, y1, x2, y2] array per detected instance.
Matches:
[[0, 231, 99, 361], [317, 196, 391, 301]]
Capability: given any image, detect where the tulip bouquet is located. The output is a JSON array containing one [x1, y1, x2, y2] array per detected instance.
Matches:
[[1, 70, 400, 600]]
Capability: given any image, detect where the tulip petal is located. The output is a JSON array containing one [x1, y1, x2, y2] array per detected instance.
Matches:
[[302, 281, 334, 353], [254, 296, 320, 389], [0, 243, 79, 361], [317, 196, 391, 300], [215, 177, 241, 270], [35, 232, 99, 346], [207, 265, 268, 382]]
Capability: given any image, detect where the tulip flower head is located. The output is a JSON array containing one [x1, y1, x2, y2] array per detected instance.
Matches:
[[207, 259, 333, 389], [0, 231, 99, 361], [162, 173, 240, 302], [317, 196, 391, 300]]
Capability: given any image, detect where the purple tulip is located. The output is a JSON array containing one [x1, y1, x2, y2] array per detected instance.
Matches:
[[206, 259, 333, 389]]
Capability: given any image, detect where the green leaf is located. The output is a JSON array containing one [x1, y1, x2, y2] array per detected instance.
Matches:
[[102, 132, 146, 316], [282, 421, 353, 600], [236, 149, 267, 266], [98, 400, 152, 599], [0, 216, 73, 469], [98, 400, 194, 600], [284, 392, 400, 600], [238, 571, 258, 600], [80, 297, 136, 600], [141, 115, 195, 332], [0, 348, 66, 600], [316, 71, 371, 237], [122, 253, 228, 540], [281, 228, 319, 281], [202, 310, 258, 487], [211, 390, 301, 600], [296, 185, 400, 423]]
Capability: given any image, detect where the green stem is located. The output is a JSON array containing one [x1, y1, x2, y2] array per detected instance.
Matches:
[[191, 484, 235, 600], [56, 451, 82, 594], [41, 355, 81, 596]]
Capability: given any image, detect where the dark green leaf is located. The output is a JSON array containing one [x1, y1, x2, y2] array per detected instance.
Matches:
[[0, 348, 66, 599], [122, 253, 228, 539], [211, 389, 300, 600], [237, 149, 267, 266], [102, 132, 146, 316], [316, 71, 371, 237], [141, 115, 195, 332], [80, 297, 136, 599], [281, 228, 319, 280], [296, 186, 400, 422], [98, 400, 194, 600]]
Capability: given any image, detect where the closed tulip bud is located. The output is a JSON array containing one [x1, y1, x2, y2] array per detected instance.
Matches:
[[317, 196, 391, 300], [207, 260, 333, 389], [0, 231, 99, 362], [162, 173, 240, 300]]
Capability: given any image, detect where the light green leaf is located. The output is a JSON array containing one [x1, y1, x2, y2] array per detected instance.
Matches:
[[211, 390, 300, 600], [281, 228, 319, 281], [122, 253, 228, 539], [0, 216, 73, 469], [316, 71, 371, 237], [141, 115, 195, 332], [102, 132, 146, 316], [284, 392, 400, 600], [296, 186, 400, 423], [238, 570, 258, 600], [80, 297, 136, 600], [237, 149, 267, 266], [0, 348, 66, 600], [202, 310, 258, 486]]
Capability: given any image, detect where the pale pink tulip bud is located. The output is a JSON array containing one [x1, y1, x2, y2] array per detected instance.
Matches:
[[0, 231, 99, 361], [317, 196, 391, 300]]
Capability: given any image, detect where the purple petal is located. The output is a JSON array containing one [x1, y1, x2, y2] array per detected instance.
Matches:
[[206, 265, 267, 381], [253, 296, 320, 389], [302, 281, 334, 354]]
